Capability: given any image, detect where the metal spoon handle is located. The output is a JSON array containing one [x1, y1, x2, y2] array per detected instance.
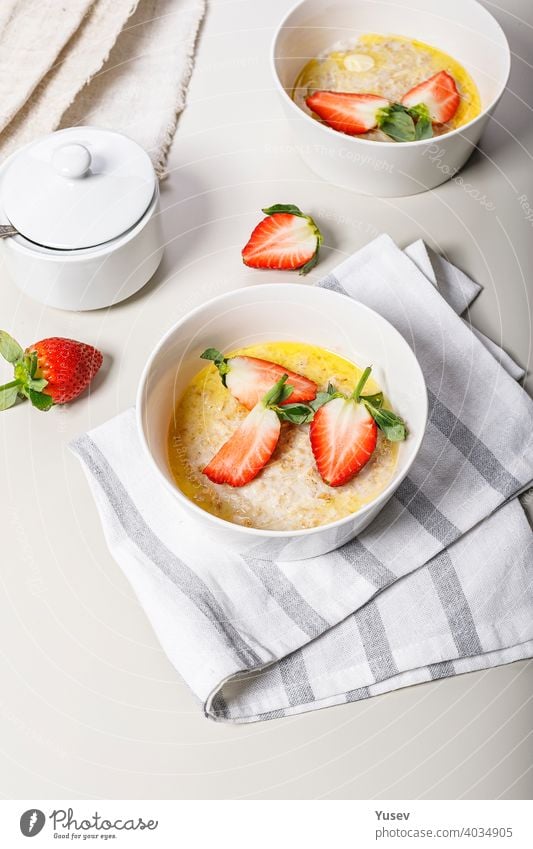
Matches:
[[0, 224, 17, 238]]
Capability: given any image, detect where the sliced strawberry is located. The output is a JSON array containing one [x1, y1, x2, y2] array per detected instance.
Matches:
[[201, 348, 317, 410], [203, 375, 294, 487], [310, 396, 377, 486], [242, 204, 322, 275], [306, 91, 390, 135], [203, 401, 281, 487], [401, 71, 460, 124], [309, 367, 378, 486]]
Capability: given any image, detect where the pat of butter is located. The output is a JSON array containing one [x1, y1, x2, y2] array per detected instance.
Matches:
[[343, 53, 374, 72]]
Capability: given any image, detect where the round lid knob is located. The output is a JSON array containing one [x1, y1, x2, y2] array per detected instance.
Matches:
[[0, 127, 156, 250], [52, 143, 92, 178]]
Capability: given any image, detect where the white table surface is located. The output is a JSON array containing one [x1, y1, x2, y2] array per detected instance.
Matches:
[[1, 0, 532, 800]]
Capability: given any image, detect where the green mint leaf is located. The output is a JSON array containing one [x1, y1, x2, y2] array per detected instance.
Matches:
[[201, 348, 229, 385], [262, 204, 305, 218], [363, 400, 407, 441], [28, 389, 54, 411], [0, 330, 24, 364], [201, 348, 225, 365], [0, 383, 20, 411], [388, 102, 411, 114], [274, 403, 315, 424], [310, 383, 344, 411], [381, 420, 407, 441], [415, 116, 433, 140], [361, 391, 383, 408], [404, 103, 433, 140], [407, 103, 431, 122], [378, 109, 416, 142]]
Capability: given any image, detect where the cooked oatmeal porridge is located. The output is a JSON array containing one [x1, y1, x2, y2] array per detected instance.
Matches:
[[167, 341, 400, 531], [293, 33, 481, 140]]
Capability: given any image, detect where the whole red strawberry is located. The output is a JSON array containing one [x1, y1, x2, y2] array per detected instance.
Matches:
[[0, 330, 102, 411]]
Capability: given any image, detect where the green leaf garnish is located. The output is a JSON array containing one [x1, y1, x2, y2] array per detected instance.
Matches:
[[377, 102, 433, 143], [378, 108, 416, 142], [408, 103, 431, 123], [273, 403, 315, 424], [201, 347, 230, 384], [262, 376, 316, 423], [308, 367, 407, 441], [0, 330, 24, 365], [27, 389, 54, 411], [415, 115, 433, 140], [262, 204, 306, 218], [310, 382, 344, 411], [0, 381, 21, 411], [361, 391, 384, 408], [201, 347, 225, 365], [362, 399, 407, 441], [0, 332, 54, 413]]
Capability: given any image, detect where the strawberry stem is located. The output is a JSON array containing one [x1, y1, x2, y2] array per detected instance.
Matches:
[[262, 374, 292, 407], [352, 366, 372, 401], [0, 379, 22, 392]]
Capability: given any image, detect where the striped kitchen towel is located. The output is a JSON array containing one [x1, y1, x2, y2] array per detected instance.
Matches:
[[71, 235, 533, 722]]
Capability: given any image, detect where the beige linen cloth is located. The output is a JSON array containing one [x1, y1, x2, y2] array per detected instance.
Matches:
[[0, 0, 206, 176]]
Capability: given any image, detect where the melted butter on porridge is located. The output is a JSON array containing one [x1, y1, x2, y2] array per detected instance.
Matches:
[[167, 341, 399, 531], [293, 33, 481, 140]]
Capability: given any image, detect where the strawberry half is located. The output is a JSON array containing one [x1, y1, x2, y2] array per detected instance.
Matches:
[[203, 375, 314, 487], [242, 204, 322, 275], [402, 71, 460, 124], [306, 91, 390, 135], [309, 366, 408, 486], [0, 330, 102, 411], [201, 347, 317, 410], [310, 377, 377, 487]]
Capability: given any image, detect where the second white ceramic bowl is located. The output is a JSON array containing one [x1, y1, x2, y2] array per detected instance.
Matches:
[[137, 284, 428, 561], [271, 0, 510, 196]]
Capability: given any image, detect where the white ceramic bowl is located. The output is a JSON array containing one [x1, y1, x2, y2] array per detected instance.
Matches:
[[271, 0, 510, 197], [137, 284, 428, 561]]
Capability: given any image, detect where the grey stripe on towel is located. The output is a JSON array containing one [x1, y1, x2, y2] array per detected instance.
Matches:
[[73, 435, 262, 668], [279, 652, 315, 706], [320, 273, 346, 295], [356, 601, 399, 682], [244, 557, 330, 638], [427, 390, 521, 497], [428, 551, 483, 656], [337, 539, 396, 589], [395, 477, 459, 547]]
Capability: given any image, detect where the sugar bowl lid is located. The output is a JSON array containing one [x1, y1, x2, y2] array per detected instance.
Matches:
[[1, 127, 156, 250]]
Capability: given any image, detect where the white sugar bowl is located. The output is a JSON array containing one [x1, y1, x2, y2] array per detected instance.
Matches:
[[0, 127, 164, 311]]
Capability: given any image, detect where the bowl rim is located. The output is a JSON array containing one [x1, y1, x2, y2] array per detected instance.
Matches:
[[269, 0, 511, 149], [136, 282, 429, 539]]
